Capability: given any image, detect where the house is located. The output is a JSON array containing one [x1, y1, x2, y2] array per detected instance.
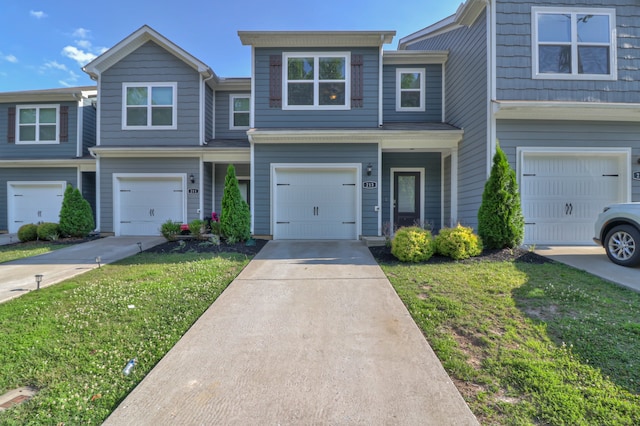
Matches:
[[399, 0, 640, 245], [76, 25, 462, 239], [0, 87, 97, 233]]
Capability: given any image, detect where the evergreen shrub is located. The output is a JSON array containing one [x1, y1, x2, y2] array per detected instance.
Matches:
[[435, 224, 483, 260], [17, 224, 38, 242], [391, 226, 435, 262]]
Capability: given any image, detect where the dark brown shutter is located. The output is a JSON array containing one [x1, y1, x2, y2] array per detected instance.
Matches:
[[7, 106, 15, 143], [269, 55, 282, 108], [351, 54, 364, 108], [59, 105, 69, 142]]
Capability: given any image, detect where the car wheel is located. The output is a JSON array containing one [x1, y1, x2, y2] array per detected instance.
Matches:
[[604, 224, 640, 267]]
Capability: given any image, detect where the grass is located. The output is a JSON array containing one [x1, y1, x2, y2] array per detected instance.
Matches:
[[0, 251, 250, 425], [381, 259, 640, 425], [0, 242, 67, 264]]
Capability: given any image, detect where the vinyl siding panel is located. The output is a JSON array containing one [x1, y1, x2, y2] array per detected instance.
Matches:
[[381, 153, 442, 230], [99, 157, 200, 232], [0, 167, 78, 232], [0, 101, 79, 159], [496, 0, 640, 102], [203, 162, 213, 217], [253, 143, 378, 236], [254, 47, 380, 128], [497, 119, 640, 201], [205, 86, 213, 141], [215, 91, 251, 139], [81, 171, 97, 222], [99, 41, 201, 146], [82, 101, 96, 156], [382, 64, 443, 123], [405, 9, 489, 229]]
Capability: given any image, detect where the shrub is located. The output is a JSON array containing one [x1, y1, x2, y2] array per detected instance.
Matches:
[[435, 224, 483, 260], [160, 220, 181, 241], [37, 222, 61, 241], [220, 164, 251, 242], [210, 221, 222, 237], [188, 219, 206, 240], [17, 224, 38, 242], [59, 184, 95, 238], [391, 226, 435, 262], [477, 142, 524, 249]]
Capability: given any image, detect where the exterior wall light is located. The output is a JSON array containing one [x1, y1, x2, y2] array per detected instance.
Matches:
[[189, 174, 195, 184], [366, 163, 373, 176]]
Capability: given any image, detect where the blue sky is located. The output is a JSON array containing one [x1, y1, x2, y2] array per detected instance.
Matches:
[[0, 1, 459, 92]]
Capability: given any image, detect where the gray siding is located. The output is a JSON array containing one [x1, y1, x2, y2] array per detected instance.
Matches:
[[382, 64, 443, 123], [205, 86, 213, 141], [213, 163, 250, 215], [99, 41, 201, 146], [99, 157, 200, 232], [381, 153, 442, 231], [0, 101, 79, 159], [443, 155, 452, 227], [0, 167, 78, 231], [253, 143, 378, 236], [496, 0, 640, 102], [81, 101, 96, 156], [203, 162, 213, 217], [406, 9, 489, 230], [497, 119, 640, 201], [81, 171, 97, 223], [215, 91, 251, 139], [254, 47, 380, 128]]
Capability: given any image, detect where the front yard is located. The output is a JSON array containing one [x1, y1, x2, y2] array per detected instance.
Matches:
[[0, 242, 638, 425], [0, 242, 67, 264]]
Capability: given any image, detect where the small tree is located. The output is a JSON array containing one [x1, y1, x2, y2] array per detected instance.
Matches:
[[220, 164, 251, 242], [59, 184, 95, 238], [477, 143, 524, 249]]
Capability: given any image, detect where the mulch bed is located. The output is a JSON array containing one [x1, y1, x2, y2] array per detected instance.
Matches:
[[368, 245, 552, 265], [143, 238, 268, 256]]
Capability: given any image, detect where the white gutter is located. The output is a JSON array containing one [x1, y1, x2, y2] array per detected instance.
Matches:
[[378, 46, 384, 127]]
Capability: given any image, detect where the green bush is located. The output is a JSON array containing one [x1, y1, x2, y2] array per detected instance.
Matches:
[[160, 220, 181, 241], [17, 224, 38, 242], [37, 222, 61, 241], [391, 226, 435, 262], [435, 224, 483, 260], [189, 219, 206, 240], [477, 142, 524, 249], [210, 221, 222, 237], [220, 164, 251, 242], [59, 184, 95, 238]]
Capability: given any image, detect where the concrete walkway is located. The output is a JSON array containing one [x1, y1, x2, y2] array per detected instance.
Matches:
[[534, 245, 640, 293], [104, 241, 478, 425], [0, 236, 165, 304]]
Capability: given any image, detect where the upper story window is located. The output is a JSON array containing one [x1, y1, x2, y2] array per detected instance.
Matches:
[[283, 52, 351, 110], [16, 105, 59, 144], [396, 68, 425, 112], [532, 7, 617, 80], [122, 83, 177, 129], [229, 94, 250, 130]]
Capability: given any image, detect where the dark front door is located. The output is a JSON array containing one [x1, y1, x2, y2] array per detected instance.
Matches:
[[394, 172, 420, 228]]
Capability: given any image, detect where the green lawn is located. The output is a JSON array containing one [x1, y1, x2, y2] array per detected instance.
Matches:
[[0, 242, 67, 264], [381, 259, 640, 425], [0, 252, 250, 425]]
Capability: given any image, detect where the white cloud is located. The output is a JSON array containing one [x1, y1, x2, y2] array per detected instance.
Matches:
[[43, 61, 68, 71], [76, 39, 92, 49], [3, 54, 18, 63], [61, 46, 97, 66], [72, 28, 91, 39], [30, 10, 47, 19], [59, 71, 80, 87]]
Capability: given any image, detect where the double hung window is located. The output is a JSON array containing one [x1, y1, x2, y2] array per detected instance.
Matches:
[[396, 69, 425, 112], [123, 83, 177, 129], [284, 53, 350, 109], [17, 105, 59, 144], [229, 94, 250, 130]]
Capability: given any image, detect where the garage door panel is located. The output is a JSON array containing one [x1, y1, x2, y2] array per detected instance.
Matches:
[[8, 182, 65, 233], [522, 154, 624, 245]]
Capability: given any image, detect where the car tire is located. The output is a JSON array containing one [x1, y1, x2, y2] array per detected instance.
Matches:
[[604, 224, 640, 267]]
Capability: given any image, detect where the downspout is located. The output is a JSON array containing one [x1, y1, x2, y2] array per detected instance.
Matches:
[[378, 42, 384, 127], [249, 45, 256, 235], [487, 0, 497, 177], [199, 72, 215, 221]]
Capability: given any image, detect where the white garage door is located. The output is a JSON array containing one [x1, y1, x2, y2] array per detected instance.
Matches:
[[274, 168, 358, 240], [7, 181, 66, 233], [521, 153, 625, 245], [116, 176, 185, 236]]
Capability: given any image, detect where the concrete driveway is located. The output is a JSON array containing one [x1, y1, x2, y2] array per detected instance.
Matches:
[[0, 236, 165, 304], [104, 241, 478, 425], [534, 245, 640, 293]]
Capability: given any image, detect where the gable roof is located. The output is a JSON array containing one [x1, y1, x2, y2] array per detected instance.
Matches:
[[398, 0, 486, 49], [83, 25, 215, 81], [238, 30, 395, 48]]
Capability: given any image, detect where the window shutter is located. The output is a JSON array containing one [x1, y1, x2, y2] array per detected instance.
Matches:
[[351, 54, 364, 108], [59, 105, 69, 142], [7, 107, 15, 143], [269, 55, 282, 108]]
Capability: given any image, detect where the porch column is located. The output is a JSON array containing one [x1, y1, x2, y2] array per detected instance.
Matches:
[[450, 147, 458, 226]]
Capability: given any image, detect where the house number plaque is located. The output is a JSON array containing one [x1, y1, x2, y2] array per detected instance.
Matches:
[[363, 181, 377, 189], [633, 172, 640, 181], [188, 188, 199, 194]]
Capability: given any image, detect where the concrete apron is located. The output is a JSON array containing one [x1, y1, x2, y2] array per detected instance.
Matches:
[[104, 241, 478, 426]]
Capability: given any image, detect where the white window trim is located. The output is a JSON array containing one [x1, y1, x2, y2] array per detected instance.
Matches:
[[122, 82, 178, 130], [531, 7, 617, 81], [395, 68, 426, 112], [282, 52, 351, 111], [229, 94, 250, 130], [16, 104, 60, 144]]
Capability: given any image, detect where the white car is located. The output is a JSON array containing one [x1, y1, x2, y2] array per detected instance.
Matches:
[[593, 203, 640, 267]]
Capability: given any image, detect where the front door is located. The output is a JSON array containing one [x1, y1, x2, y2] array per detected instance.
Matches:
[[394, 172, 420, 228]]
